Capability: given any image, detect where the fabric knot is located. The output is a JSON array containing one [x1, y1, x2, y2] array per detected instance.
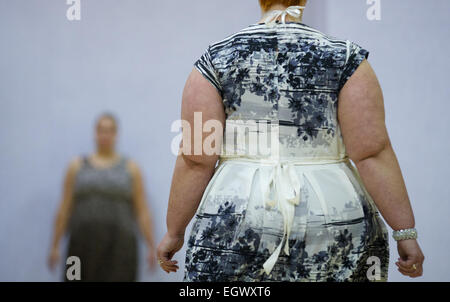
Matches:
[[260, 5, 306, 27]]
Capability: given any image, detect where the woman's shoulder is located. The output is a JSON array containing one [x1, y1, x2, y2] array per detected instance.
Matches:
[[122, 156, 144, 177], [65, 155, 84, 176]]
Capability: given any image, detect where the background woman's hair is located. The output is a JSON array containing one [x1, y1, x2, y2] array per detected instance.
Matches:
[[258, 0, 307, 12], [95, 111, 119, 131]]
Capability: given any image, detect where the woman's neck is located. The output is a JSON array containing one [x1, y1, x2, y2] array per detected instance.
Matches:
[[258, 4, 304, 23], [95, 149, 117, 159]]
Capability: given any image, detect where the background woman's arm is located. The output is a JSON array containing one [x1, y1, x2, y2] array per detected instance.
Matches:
[[128, 160, 157, 270], [128, 160, 156, 248], [48, 157, 80, 269]]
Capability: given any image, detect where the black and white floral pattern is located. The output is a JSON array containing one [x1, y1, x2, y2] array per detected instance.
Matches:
[[184, 21, 388, 282]]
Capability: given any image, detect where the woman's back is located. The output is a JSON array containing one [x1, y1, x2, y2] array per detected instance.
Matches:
[[183, 20, 390, 282], [195, 20, 368, 160]]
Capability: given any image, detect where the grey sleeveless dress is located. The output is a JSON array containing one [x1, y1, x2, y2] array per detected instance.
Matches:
[[64, 155, 138, 281]]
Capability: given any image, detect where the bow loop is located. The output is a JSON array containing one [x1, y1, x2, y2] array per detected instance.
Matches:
[[262, 162, 303, 275], [260, 5, 306, 26]]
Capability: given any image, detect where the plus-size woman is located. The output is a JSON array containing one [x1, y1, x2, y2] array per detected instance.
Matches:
[[157, 0, 424, 281], [48, 113, 157, 281]]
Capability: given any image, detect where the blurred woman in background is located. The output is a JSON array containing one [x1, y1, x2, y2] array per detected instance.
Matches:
[[48, 112, 157, 281]]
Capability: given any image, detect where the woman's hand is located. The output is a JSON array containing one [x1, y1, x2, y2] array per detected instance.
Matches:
[[395, 239, 424, 278], [47, 246, 60, 271], [157, 232, 184, 273]]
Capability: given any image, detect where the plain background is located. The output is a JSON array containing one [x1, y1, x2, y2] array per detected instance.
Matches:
[[1, 0, 449, 281]]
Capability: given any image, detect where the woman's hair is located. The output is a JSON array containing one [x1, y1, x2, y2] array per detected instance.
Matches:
[[95, 111, 119, 131], [258, 0, 307, 11]]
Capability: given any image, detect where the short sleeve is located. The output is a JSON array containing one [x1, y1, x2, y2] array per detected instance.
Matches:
[[338, 41, 369, 91], [194, 45, 223, 97]]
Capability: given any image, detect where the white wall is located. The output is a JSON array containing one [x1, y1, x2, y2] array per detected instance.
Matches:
[[0, 0, 448, 281]]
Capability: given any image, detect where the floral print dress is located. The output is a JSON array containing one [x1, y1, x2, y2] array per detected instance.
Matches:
[[183, 20, 390, 282]]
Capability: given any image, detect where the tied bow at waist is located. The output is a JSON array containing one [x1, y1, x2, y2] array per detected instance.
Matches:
[[217, 155, 350, 275]]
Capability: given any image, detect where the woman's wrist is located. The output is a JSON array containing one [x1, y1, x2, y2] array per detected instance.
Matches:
[[51, 239, 59, 250], [146, 240, 156, 249]]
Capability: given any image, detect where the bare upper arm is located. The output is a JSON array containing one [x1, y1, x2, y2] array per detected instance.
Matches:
[[127, 159, 149, 214], [59, 156, 81, 213], [65, 157, 81, 194], [179, 67, 225, 167], [337, 59, 391, 163]]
